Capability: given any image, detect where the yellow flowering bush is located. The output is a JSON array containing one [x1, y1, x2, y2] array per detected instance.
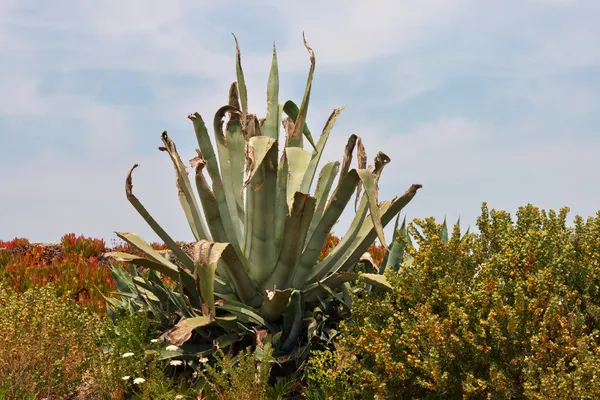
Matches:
[[0, 284, 105, 399], [318, 204, 600, 399]]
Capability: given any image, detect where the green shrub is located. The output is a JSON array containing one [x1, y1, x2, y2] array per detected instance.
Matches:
[[88, 310, 196, 399], [198, 345, 274, 400], [0, 284, 105, 399], [313, 204, 600, 399]]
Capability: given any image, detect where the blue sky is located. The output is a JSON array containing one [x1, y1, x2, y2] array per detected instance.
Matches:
[[1, 0, 599, 244]]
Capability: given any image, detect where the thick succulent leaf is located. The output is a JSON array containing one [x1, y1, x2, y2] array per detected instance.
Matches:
[[281, 100, 316, 150], [190, 152, 228, 243], [258, 288, 293, 321], [219, 299, 277, 332], [307, 161, 340, 239], [192, 241, 227, 317], [315, 283, 351, 311], [290, 34, 316, 151], [306, 153, 392, 283], [109, 263, 138, 296], [263, 44, 280, 141], [304, 272, 358, 302], [214, 105, 245, 245], [214, 333, 243, 349], [232, 34, 248, 118], [359, 273, 392, 292], [280, 290, 303, 353], [189, 112, 243, 250], [111, 233, 200, 302], [244, 136, 279, 283], [331, 184, 423, 276], [380, 215, 405, 274], [211, 242, 260, 307], [166, 316, 213, 347], [299, 107, 345, 194], [265, 192, 316, 290], [244, 136, 277, 186], [330, 134, 357, 198], [357, 168, 387, 251], [440, 216, 449, 244], [358, 253, 378, 274], [105, 252, 177, 281], [285, 148, 312, 210], [125, 164, 195, 271], [292, 169, 360, 287], [304, 173, 377, 284], [225, 92, 246, 228], [354, 137, 368, 211], [159, 131, 210, 241]]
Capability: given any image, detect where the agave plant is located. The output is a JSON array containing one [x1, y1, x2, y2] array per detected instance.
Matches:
[[104, 34, 421, 368]]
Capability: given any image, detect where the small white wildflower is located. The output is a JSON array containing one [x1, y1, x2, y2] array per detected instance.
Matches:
[[150, 339, 159, 343], [122, 375, 131, 381], [133, 377, 146, 384], [170, 360, 183, 366], [122, 352, 134, 358], [199, 357, 208, 363], [166, 345, 179, 351]]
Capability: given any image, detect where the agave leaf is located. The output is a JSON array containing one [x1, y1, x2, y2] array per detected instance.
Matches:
[[358, 252, 378, 274], [280, 290, 303, 353], [244, 136, 278, 283], [214, 315, 239, 331], [265, 192, 316, 290], [258, 288, 293, 321], [188, 112, 243, 251], [232, 34, 248, 119], [281, 100, 316, 150], [111, 233, 200, 302], [190, 152, 228, 243], [211, 243, 259, 307], [306, 153, 392, 283], [219, 299, 277, 332], [105, 251, 179, 281], [214, 333, 242, 349], [124, 164, 195, 271], [166, 316, 213, 347], [304, 272, 358, 302], [357, 168, 387, 251], [192, 241, 228, 318], [159, 131, 210, 241], [331, 134, 357, 197], [354, 136, 368, 211], [108, 263, 138, 296], [380, 215, 405, 274], [440, 216, 449, 244], [290, 34, 317, 152], [300, 107, 345, 194], [359, 273, 392, 292], [263, 43, 280, 141], [307, 161, 340, 239], [225, 86, 246, 228], [274, 115, 292, 252], [244, 136, 277, 186], [332, 184, 423, 275], [285, 148, 312, 210], [213, 105, 245, 245], [315, 283, 351, 311], [292, 170, 360, 287]]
